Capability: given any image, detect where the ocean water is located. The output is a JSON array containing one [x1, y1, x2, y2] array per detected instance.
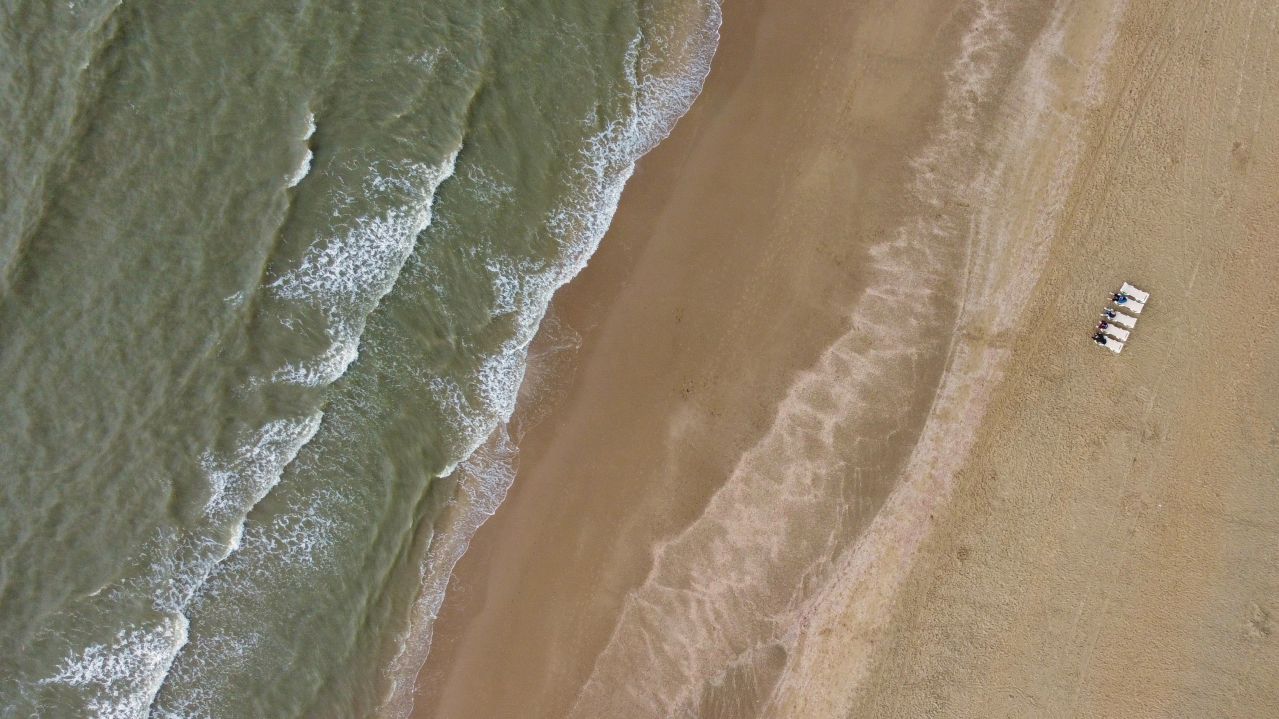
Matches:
[[0, 0, 719, 716]]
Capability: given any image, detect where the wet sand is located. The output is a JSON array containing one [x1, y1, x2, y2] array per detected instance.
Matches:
[[413, 0, 973, 715], [409, 0, 1279, 717]]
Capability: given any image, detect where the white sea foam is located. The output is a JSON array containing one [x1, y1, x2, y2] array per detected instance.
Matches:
[[142, 149, 461, 715], [239, 489, 344, 573], [423, 0, 721, 475], [272, 172, 445, 303], [201, 414, 323, 521], [484, 256, 522, 316], [149, 479, 354, 718], [138, 157, 461, 716], [148, 631, 261, 719], [463, 163, 514, 206], [268, 329, 359, 387], [285, 112, 317, 188], [39, 617, 188, 719], [144, 533, 241, 616], [271, 154, 459, 387], [411, 47, 444, 74], [378, 426, 519, 718], [45, 147, 462, 718], [285, 148, 312, 188], [426, 340, 531, 474], [37, 409, 324, 717]]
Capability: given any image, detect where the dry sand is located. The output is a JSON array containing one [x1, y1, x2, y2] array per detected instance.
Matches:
[[409, 0, 1279, 717], [830, 1, 1279, 716]]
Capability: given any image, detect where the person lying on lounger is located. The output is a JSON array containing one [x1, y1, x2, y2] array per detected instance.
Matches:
[[1093, 332, 1108, 345], [1112, 292, 1129, 304]]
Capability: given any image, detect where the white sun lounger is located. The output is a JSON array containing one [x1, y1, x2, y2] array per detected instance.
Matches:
[[1115, 297, 1144, 314], [1120, 282, 1150, 304], [1107, 310, 1137, 329], [1102, 324, 1130, 342], [1096, 336, 1124, 354]]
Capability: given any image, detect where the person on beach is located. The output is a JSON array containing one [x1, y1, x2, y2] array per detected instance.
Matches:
[[1103, 308, 1117, 319], [1113, 292, 1129, 304], [1093, 332, 1108, 345]]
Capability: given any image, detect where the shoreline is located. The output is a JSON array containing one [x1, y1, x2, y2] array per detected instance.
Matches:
[[374, 1, 725, 714]]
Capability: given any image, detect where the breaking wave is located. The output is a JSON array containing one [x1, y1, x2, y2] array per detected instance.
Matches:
[[31, 147, 460, 717]]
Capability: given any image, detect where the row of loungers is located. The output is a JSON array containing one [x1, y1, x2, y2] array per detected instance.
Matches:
[[1094, 282, 1150, 354]]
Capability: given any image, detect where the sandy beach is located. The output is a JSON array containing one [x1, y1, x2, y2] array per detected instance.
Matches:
[[832, 1, 1279, 715], [409, 0, 1279, 717]]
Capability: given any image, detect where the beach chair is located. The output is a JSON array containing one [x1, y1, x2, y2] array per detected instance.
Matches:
[[1108, 310, 1137, 329], [1119, 282, 1150, 303], [1102, 324, 1130, 342], [1116, 296, 1144, 314], [1113, 282, 1149, 314], [1095, 336, 1124, 354]]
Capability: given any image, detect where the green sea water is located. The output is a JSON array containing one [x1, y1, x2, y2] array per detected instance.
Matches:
[[0, 0, 718, 716]]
